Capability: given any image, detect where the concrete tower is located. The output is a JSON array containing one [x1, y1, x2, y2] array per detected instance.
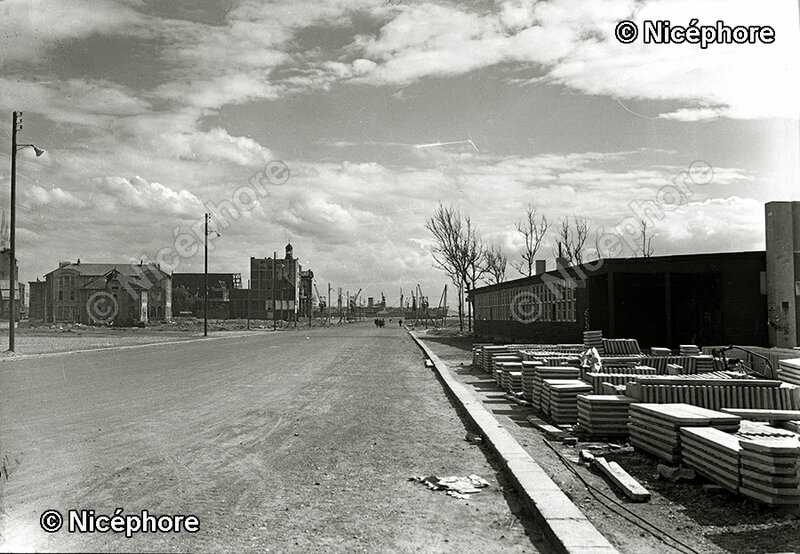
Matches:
[[765, 201, 800, 348]]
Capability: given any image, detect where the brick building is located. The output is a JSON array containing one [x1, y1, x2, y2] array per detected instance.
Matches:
[[469, 251, 768, 348], [34, 260, 172, 325]]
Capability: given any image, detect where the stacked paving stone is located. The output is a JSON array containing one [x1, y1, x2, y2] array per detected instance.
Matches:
[[679, 344, 701, 356], [639, 355, 699, 374], [680, 427, 742, 492], [577, 394, 634, 437], [778, 358, 800, 386], [521, 360, 543, 402], [544, 379, 593, 424], [628, 403, 741, 463], [492, 355, 522, 385], [531, 366, 580, 412], [584, 366, 658, 393], [481, 346, 514, 373], [472, 343, 493, 368], [626, 375, 800, 410], [650, 347, 672, 356], [738, 437, 800, 505], [496, 361, 522, 393], [583, 330, 603, 354], [508, 370, 524, 395]]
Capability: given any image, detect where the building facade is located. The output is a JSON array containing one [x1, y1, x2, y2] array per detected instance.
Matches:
[[172, 272, 242, 317], [470, 252, 768, 348], [248, 243, 308, 321], [36, 260, 172, 325]]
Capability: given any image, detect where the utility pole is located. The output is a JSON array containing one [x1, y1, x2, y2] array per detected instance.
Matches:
[[327, 282, 331, 327], [8, 112, 17, 351], [7, 112, 42, 351], [246, 279, 250, 330], [272, 251, 276, 331], [204, 213, 208, 337]]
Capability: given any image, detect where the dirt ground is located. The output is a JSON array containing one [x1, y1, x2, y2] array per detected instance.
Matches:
[[2, 318, 321, 357], [420, 332, 800, 554], [1, 323, 548, 552]]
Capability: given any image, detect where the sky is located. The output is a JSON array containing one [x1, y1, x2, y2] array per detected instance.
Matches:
[[1, 0, 798, 306]]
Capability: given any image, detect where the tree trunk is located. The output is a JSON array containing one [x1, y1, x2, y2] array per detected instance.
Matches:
[[457, 284, 464, 331]]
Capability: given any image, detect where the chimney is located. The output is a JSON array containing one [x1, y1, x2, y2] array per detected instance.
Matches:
[[556, 257, 570, 270], [76, 258, 80, 265], [535, 260, 547, 275], [59, 261, 69, 268]]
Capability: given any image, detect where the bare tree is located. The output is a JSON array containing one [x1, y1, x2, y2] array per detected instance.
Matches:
[[512, 204, 549, 277], [554, 215, 590, 265], [425, 204, 466, 330], [461, 215, 486, 333], [639, 219, 655, 257], [483, 244, 507, 284], [425, 204, 488, 333]]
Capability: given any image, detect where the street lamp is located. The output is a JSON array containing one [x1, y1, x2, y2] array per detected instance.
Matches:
[[203, 213, 221, 337], [8, 111, 44, 352]]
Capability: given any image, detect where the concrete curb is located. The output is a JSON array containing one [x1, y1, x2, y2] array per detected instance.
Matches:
[[408, 330, 618, 554]]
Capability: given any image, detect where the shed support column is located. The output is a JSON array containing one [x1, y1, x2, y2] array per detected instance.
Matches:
[[608, 271, 615, 338]]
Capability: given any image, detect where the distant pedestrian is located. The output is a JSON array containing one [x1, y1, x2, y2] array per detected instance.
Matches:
[[398, 319, 403, 327]]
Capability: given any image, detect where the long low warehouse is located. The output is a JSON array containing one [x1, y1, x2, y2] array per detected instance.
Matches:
[[468, 251, 768, 348]]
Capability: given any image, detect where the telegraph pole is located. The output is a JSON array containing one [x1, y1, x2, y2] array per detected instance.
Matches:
[[8, 112, 18, 351], [203, 213, 208, 337], [327, 283, 331, 326]]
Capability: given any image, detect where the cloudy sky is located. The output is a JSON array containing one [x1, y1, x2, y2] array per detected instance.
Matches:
[[1, 0, 798, 304]]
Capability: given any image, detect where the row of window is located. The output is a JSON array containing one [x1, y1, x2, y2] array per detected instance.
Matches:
[[473, 281, 579, 323]]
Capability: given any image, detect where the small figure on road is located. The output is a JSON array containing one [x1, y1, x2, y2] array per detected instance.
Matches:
[[398, 319, 403, 327]]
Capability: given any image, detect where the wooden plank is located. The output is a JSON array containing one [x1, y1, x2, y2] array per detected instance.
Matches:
[[594, 457, 651, 501]]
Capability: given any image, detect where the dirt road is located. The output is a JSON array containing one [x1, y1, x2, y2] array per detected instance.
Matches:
[[0, 323, 545, 552]]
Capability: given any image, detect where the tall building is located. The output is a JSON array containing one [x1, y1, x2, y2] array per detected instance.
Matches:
[[249, 243, 313, 321], [766, 201, 800, 348]]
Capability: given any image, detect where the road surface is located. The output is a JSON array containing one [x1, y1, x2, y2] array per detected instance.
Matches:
[[0, 323, 543, 552]]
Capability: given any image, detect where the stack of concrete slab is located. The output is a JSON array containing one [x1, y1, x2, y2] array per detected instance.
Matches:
[[680, 427, 742, 492], [639, 355, 698, 374], [651, 347, 672, 356], [508, 370, 523, 395], [472, 343, 493, 368], [544, 379, 593, 424], [583, 330, 603, 354], [695, 355, 716, 373], [532, 366, 580, 412], [778, 358, 800, 386], [577, 394, 634, 437], [584, 368, 656, 393], [738, 437, 800, 506], [626, 376, 800, 410], [521, 360, 543, 402], [628, 403, 741, 463], [492, 356, 522, 386], [520, 350, 582, 367], [680, 345, 701, 356], [480, 345, 513, 373], [602, 338, 642, 356]]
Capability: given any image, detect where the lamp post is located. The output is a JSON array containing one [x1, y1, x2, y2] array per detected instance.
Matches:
[[204, 213, 208, 337], [8, 111, 43, 352]]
